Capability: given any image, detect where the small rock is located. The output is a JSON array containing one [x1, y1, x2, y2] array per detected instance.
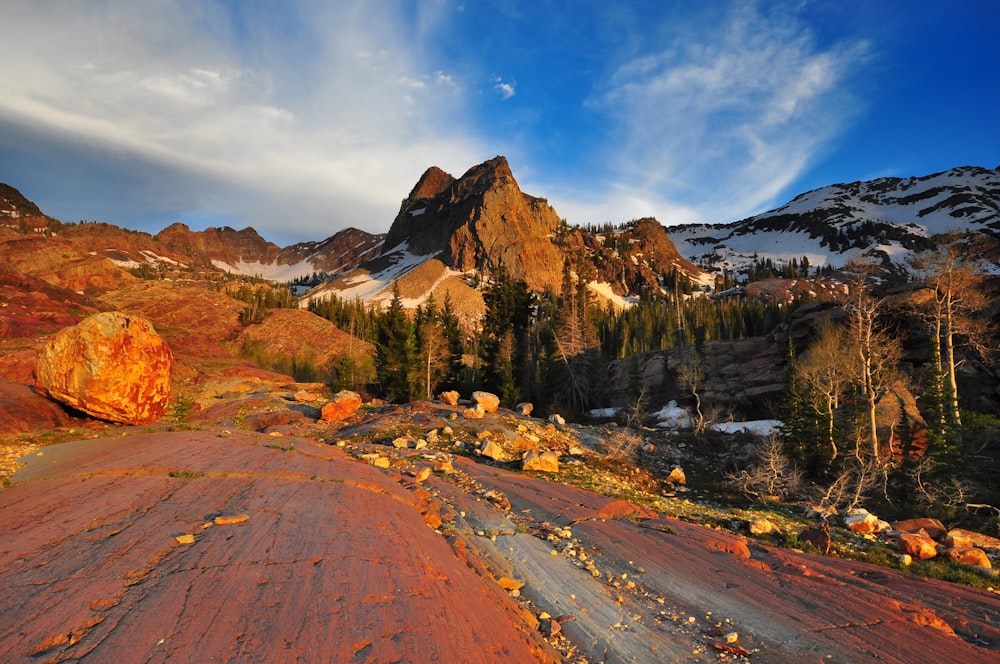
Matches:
[[294, 390, 319, 402], [175, 534, 195, 545], [548, 414, 565, 425], [414, 466, 432, 483], [749, 519, 778, 536], [462, 405, 485, 420], [426, 429, 440, 444], [439, 390, 460, 406], [725, 632, 739, 643], [897, 554, 912, 566], [898, 532, 938, 560], [434, 460, 455, 474], [392, 436, 412, 449], [844, 510, 880, 534], [568, 445, 587, 456], [477, 439, 505, 461], [320, 390, 363, 422], [522, 450, 560, 473], [515, 402, 534, 416], [893, 517, 947, 541], [214, 514, 249, 525], [946, 546, 991, 568], [442, 426, 454, 436], [667, 466, 686, 485], [497, 577, 525, 591]]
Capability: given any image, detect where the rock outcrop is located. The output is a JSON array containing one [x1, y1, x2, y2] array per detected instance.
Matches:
[[383, 156, 565, 292], [34, 312, 173, 425]]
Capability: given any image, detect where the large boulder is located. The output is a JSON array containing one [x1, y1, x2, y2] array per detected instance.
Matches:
[[472, 391, 501, 413], [34, 312, 173, 425]]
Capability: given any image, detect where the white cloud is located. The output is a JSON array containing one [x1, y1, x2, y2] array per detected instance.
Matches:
[[494, 77, 516, 100], [589, 4, 869, 224], [0, 0, 484, 241]]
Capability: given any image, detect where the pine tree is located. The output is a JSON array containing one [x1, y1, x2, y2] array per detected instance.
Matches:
[[376, 283, 415, 402]]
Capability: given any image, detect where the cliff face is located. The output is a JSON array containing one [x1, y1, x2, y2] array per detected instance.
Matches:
[[384, 156, 565, 292], [156, 222, 283, 266]]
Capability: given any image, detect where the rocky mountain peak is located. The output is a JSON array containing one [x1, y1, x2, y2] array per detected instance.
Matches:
[[403, 166, 456, 205], [383, 155, 564, 291]]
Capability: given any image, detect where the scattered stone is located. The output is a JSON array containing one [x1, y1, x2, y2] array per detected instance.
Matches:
[[945, 531, 974, 549], [372, 457, 391, 469], [497, 577, 525, 591], [294, 390, 320, 402], [516, 402, 534, 416], [414, 439, 428, 450], [798, 521, 831, 555], [477, 439, 505, 461], [749, 519, 778, 536], [548, 414, 565, 425], [893, 518, 947, 541], [898, 532, 938, 560], [175, 534, 195, 545], [320, 390, 362, 422], [568, 445, 587, 456], [392, 436, 412, 449], [666, 466, 686, 485], [946, 547, 991, 568], [462, 405, 485, 420], [442, 426, 454, 436], [426, 429, 440, 444], [844, 509, 880, 534], [725, 632, 739, 643], [434, 460, 455, 474], [35, 311, 173, 425], [472, 391, 501, 413], [897, 554, 912, 566], [214, 514, 249, 525], [414, 467, 432, 483], [947, 528, 1000, 553], [643, 443, 655, 453], [522, 450, 560, 473], [439, 390, 460, 406]]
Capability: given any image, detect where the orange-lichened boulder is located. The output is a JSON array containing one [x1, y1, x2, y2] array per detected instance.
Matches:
[[34, 312, 173, 425], [320, 390, 363, 422], [898, 532, 939, 560]]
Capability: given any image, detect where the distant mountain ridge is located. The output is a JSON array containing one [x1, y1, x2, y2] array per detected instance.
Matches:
[[668, 165, 1000, 275]]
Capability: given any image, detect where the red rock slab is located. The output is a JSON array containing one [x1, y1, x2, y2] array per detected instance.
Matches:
[[0, 381, 72, 433], [464, 462, 1000, 663], [0, 432, 557, 663]]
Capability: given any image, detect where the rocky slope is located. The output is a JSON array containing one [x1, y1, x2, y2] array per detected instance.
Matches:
[[2, 398, 999, 663], [668, 165, 1000, 275]]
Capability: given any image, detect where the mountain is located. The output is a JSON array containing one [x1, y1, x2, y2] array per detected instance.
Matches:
[[668, 165, 1000, 276], [156, 222, 384, 282], [304, 156, 710, 314]]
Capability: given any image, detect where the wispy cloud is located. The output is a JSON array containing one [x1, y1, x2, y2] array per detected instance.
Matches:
[[0, 0, 483, 241], [587, 4, 869, 224], [494, 77, 516, 100]]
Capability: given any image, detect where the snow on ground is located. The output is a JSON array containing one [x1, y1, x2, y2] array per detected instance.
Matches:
[[587, 282, 638, 311], [653, 401, 692, 429], [298, 243, 438, 308], [710, 420, 782, 436], [212, 259, 315, 282], [652, 400, 781, 436]]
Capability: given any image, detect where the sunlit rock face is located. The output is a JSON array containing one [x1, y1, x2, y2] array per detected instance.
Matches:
[[35, 311, 173, 425]]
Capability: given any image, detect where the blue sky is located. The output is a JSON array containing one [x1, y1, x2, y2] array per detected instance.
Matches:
[[1, 1, 997, 245]]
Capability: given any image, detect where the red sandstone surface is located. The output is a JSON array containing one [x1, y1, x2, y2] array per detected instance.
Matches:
[[2, 414, 998, 663]]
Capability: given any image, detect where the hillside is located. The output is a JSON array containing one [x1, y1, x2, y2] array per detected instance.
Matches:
[[668, 165, 1000, 276]]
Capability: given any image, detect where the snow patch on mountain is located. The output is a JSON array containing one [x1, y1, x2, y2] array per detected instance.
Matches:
[[212, 259, 315, 282]]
